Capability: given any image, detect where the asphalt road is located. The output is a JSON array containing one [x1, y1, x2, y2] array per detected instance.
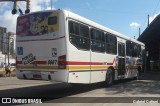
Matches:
[[0, 72, 160, 105]]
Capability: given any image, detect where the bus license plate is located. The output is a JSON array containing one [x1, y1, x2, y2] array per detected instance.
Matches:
[[33, 74, 42, 79], [32, 71, 41, 79]]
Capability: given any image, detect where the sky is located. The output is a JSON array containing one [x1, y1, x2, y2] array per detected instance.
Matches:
[[0, 0, 160, 39]]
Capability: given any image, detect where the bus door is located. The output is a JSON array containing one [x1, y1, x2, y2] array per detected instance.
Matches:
[[118, 42, 125, 76]]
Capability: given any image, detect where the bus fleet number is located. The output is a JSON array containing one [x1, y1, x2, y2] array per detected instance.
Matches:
[[48, 60, 57, 65]]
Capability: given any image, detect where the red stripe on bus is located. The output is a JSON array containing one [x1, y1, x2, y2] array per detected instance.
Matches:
[[107, 58, 116, 65], [16, 61, 47, 65], [17, 61, 23, 64], [17, 59, 116, 66], [31, 61, 47, 64]]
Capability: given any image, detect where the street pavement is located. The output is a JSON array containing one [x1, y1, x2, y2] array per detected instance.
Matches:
[[0, 71, 160, 105]]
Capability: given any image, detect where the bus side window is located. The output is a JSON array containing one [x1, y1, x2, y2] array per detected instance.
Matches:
[[91, 28, 105, 53], [80, 24, 89, 38], [69, 21, 79, 35], [69, 21, 90, 51], [48, 16, 57, 25], [126, 41, 132, 56], [132, 43, 138, 57], [106, 33, 117, 55]]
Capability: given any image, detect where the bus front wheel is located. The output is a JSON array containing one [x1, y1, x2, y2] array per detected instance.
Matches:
[[105, 68, 114, 87]]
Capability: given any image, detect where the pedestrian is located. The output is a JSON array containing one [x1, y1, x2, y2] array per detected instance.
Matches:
[[5, 66, 11, 77]]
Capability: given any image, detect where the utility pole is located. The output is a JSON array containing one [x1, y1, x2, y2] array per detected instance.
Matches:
[[7, 32, 14, 66], [51, 0, 52, 10], [148, 14, 150, 27], [139, 27, 141, 37]]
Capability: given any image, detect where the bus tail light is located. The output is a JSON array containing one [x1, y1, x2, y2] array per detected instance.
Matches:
[[58, 55, 66, 69]]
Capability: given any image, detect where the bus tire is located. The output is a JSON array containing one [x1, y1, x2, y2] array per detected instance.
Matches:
[[138, 67, 141, 76], [105, 68, 114, 87], [134, 71, 139, 80], [134, 67, 141, 80]]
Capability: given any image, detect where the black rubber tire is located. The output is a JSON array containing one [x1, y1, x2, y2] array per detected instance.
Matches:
[[134, 68, 141, 80], [134, 71, 139, 80], [105, 68, 114, 87], [138, 67, 142, 76]]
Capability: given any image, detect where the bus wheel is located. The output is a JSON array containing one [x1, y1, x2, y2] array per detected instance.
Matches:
[[134, 67, 141, 80], [134, 71, 139, 80], [105, 68, 114, 87], [138, 67, 141, 76]]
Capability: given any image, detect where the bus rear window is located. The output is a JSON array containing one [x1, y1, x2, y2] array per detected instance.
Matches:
[[48, 17, 57, 25]]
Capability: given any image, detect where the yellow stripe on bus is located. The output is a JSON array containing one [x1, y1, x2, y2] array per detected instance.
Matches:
[[91, 65, 108, 70], [17, 65, 109, 70], [68, 65, 108, 70], [16, 65, 140, 71], [67, 66, 90, 70], [17, 66, 58, 70]]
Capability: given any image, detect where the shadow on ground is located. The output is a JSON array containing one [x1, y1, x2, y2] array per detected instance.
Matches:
[[105, 72, 160, 96], [0, 72, 159, 104]]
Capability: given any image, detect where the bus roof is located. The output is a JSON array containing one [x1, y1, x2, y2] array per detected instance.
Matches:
[[62, 10, 144, 46], [18, 9, 144, 46]]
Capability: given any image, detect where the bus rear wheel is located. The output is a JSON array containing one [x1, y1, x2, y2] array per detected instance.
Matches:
[[105, 68, 114, 87]]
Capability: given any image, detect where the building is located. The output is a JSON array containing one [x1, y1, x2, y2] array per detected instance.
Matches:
[[138, 14, 160, 71], [0, 27, 15, 67]]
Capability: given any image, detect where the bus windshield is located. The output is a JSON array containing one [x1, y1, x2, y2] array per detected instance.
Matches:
[[16, 12, 59, 37]]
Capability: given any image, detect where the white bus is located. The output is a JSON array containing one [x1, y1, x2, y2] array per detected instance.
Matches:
[[16, 10, 145, 86]]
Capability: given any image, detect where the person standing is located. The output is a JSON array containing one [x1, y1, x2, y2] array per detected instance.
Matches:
[[5, 66, 11, 77]]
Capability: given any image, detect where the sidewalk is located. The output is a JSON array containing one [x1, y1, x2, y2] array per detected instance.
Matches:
[[0, 70, 16, 77]]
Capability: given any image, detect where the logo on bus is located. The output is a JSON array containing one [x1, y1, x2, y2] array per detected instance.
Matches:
[[52, 48, 57, 57], [17, 47, 23, 55], [22, 53, 36, 65]]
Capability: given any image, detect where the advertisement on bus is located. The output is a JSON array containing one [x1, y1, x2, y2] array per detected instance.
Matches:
[[16, 12, 59, 37]]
